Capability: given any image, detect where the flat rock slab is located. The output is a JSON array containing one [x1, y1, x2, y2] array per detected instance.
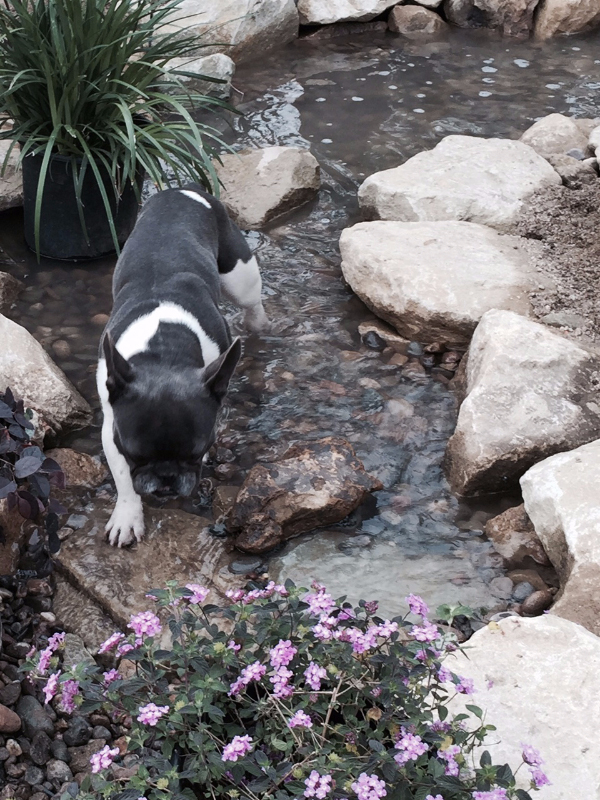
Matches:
[[0, 140, 22, 212], [298, 0, 397, 24], [447, 615, 600, 797], [56, 499, 243, 632], [53, 575, 117, 654], [165, 0, 298, 63], [446, 309, 600, 495], [358, 135, 561, 232], [0, 314, 92, 437], [521, 439, 600, 636], [534, 0, 600, 38], [227, 437, 383, 553], [217, 146, 320, 229], [340, 221, 535, 347]]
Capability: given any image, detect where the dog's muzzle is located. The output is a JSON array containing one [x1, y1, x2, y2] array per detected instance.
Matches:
[[132, 462, 198, 498]]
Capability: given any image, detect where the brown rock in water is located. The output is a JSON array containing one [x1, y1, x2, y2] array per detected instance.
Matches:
[[67, 740, 106, 774], [485, 504, 550, 568], [0, 273, 24, 316], [45, 448, 108, 489], [227, 437, 383, 554], [388, 5, 447, 36], [521, 589, 553, 616]]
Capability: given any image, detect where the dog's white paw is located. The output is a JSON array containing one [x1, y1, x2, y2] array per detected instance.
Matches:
[[106, 500, 145, 547], [244, 305, 271, 334]]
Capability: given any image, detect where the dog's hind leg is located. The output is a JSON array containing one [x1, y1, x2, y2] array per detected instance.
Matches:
[[215, 208, 270, 333]]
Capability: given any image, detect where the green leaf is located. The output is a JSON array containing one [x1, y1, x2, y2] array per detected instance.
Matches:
[[272, 738, 289, 752], [480, 750, 492, 767], [466, 704, 483, 719]]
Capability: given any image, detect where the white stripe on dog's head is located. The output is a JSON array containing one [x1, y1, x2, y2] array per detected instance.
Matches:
[[179, 189, 212, 208], [116, 302, 220, 364]]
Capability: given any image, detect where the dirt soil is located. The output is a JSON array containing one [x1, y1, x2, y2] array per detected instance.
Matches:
[[515, 181, 600, 348]]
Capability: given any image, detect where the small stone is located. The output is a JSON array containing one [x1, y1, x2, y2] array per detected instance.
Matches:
[[489, 576, 514, 600], [63, 718, 92, 748], [24, 766, 44, 786], [361, 330, 386, 351], [512, 581, 536, 603], [16, 697, 53, 738], [0, 707, 21, 735], [90, 314, 109, 326], [406, 342, 424, 357], [91, 726, 111, 741], [388, 4, 447, 36], [521, 589, 553, 616], [0, 684, 21, 707], [45, 760, 73, 783], [388, 353, 409, 367], [66, 740, 106, 775], [65, 515, 87, 531], [62, 635, 94, 672], [0, 747, 9, 761], [6, 740, 22, 757], [229, 556, 264, 575], [49, 740, 69, 763], [51, 340, 71, 359], [506, 569, 549, 592], [214, 463, 239, 482], [30, 732, 52, 766]]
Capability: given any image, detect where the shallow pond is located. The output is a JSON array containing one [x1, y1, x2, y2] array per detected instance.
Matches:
[[1, 26, 599, 617]]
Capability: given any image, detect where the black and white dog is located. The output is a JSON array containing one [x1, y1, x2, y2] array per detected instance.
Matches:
[[96, 185, 269, 547]]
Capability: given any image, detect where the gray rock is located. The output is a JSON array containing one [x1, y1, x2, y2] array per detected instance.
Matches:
[[216, 147, 320, 229], [91, 726, 111, 741], [512, 581, 536, 602], [67, 740, 106, 775], [358, 136, 561, 232], [16, 697, 53, 739], [340, 220, 536, 348], [446, 310, 600, 495], [520, 113, 590, 157], [535, 0, 600, 39], [61, 634, 95, 672], [541, 310, 589, 330], [164, 53, 235, 98], [545, 153, 597, 187], [0, 315, 92, 438], [489, 576, 514, 600], [30, 732, 52, 766], [0, 140, 23, 212], [45, 759, 73, 783], [24, 765, 44, 786], [49, 741, 69, 763], [298, 0, 397, 24], [63, 717, 92, 748]]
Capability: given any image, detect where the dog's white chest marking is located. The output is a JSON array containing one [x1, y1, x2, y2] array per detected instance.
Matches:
[[179, 189, 212, 208], [116, 302, 220, 364]]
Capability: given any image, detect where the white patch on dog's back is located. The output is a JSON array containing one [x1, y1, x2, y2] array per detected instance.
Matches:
[[117, 302, 220, 364], [179, 189, 212, 208]]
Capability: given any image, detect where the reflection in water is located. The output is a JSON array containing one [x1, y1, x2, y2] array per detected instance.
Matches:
[[1, 28, 598, 614]]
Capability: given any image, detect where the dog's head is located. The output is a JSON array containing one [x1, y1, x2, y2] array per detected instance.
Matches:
[[102, 333, 241, 498]]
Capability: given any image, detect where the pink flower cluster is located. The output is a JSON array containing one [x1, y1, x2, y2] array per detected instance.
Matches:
[[103, 669, 120, 687], [410, 620, 439, 643], [43, 671, 60, 704], [137, 702, 169, 726], [226, 582, 288, 605], [128, 611, 162, 639], [90, 745, 120, 774], [305, 589, 336, 617], [472, 790, 507, 800], [37, 632, 66, 676], [270, 639, 297, 669], [304, 662, 327, 691], [228, 640, 241, 652], [304, 770, 332, 799], [288, 709, 312, 729], [455, 677, 475, 695], [351, 773, 387, 800], [426, 796, 444, 800], [222, 734, 253, 762], [185, 583, 209, 604], [228, 660, 267, 697], [521, 743, 550, 788], [406, 594, 429, 618], [98, 632, 125, 655], [394, 729, 429, 765], [438, 745, 460, 777], [60, 680, 80, 714], [270, 666, 294, 698]]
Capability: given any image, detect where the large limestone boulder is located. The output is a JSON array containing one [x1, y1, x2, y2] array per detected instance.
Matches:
[[535, 0, 600, 38], [447, 614, 600, 797], [339, 220, 535, 348], [444, 0, 538, 36], [446, 310, 600, 495], [0, 314, 92, 437], [226, 437, 383, 553], [0, 140, 22, 212], [164, 53, 235, 98], [388, 5, 448, 35], [298, 0, 397, 24], [520, 113, 591, 157], [56, 499, 244, 633], [358, 136, 561, 232], [216, 146, 320, 229], [165, 0, 298, 63], [521, 439, 600, 636]]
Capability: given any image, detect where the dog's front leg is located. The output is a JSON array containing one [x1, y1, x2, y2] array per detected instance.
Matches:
[[97, 359, 145, 547]]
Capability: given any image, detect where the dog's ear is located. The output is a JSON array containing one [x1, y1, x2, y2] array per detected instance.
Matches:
[[203, 338, 242, 401], [103, 332, 134, 401]]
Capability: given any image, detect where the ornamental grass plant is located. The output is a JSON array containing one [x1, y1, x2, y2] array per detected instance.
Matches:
[[27, 581, 549, 800], [0, 0, 229, 254]]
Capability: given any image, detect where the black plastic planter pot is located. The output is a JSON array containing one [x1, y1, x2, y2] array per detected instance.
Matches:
[[22, 152, 142, 261]]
